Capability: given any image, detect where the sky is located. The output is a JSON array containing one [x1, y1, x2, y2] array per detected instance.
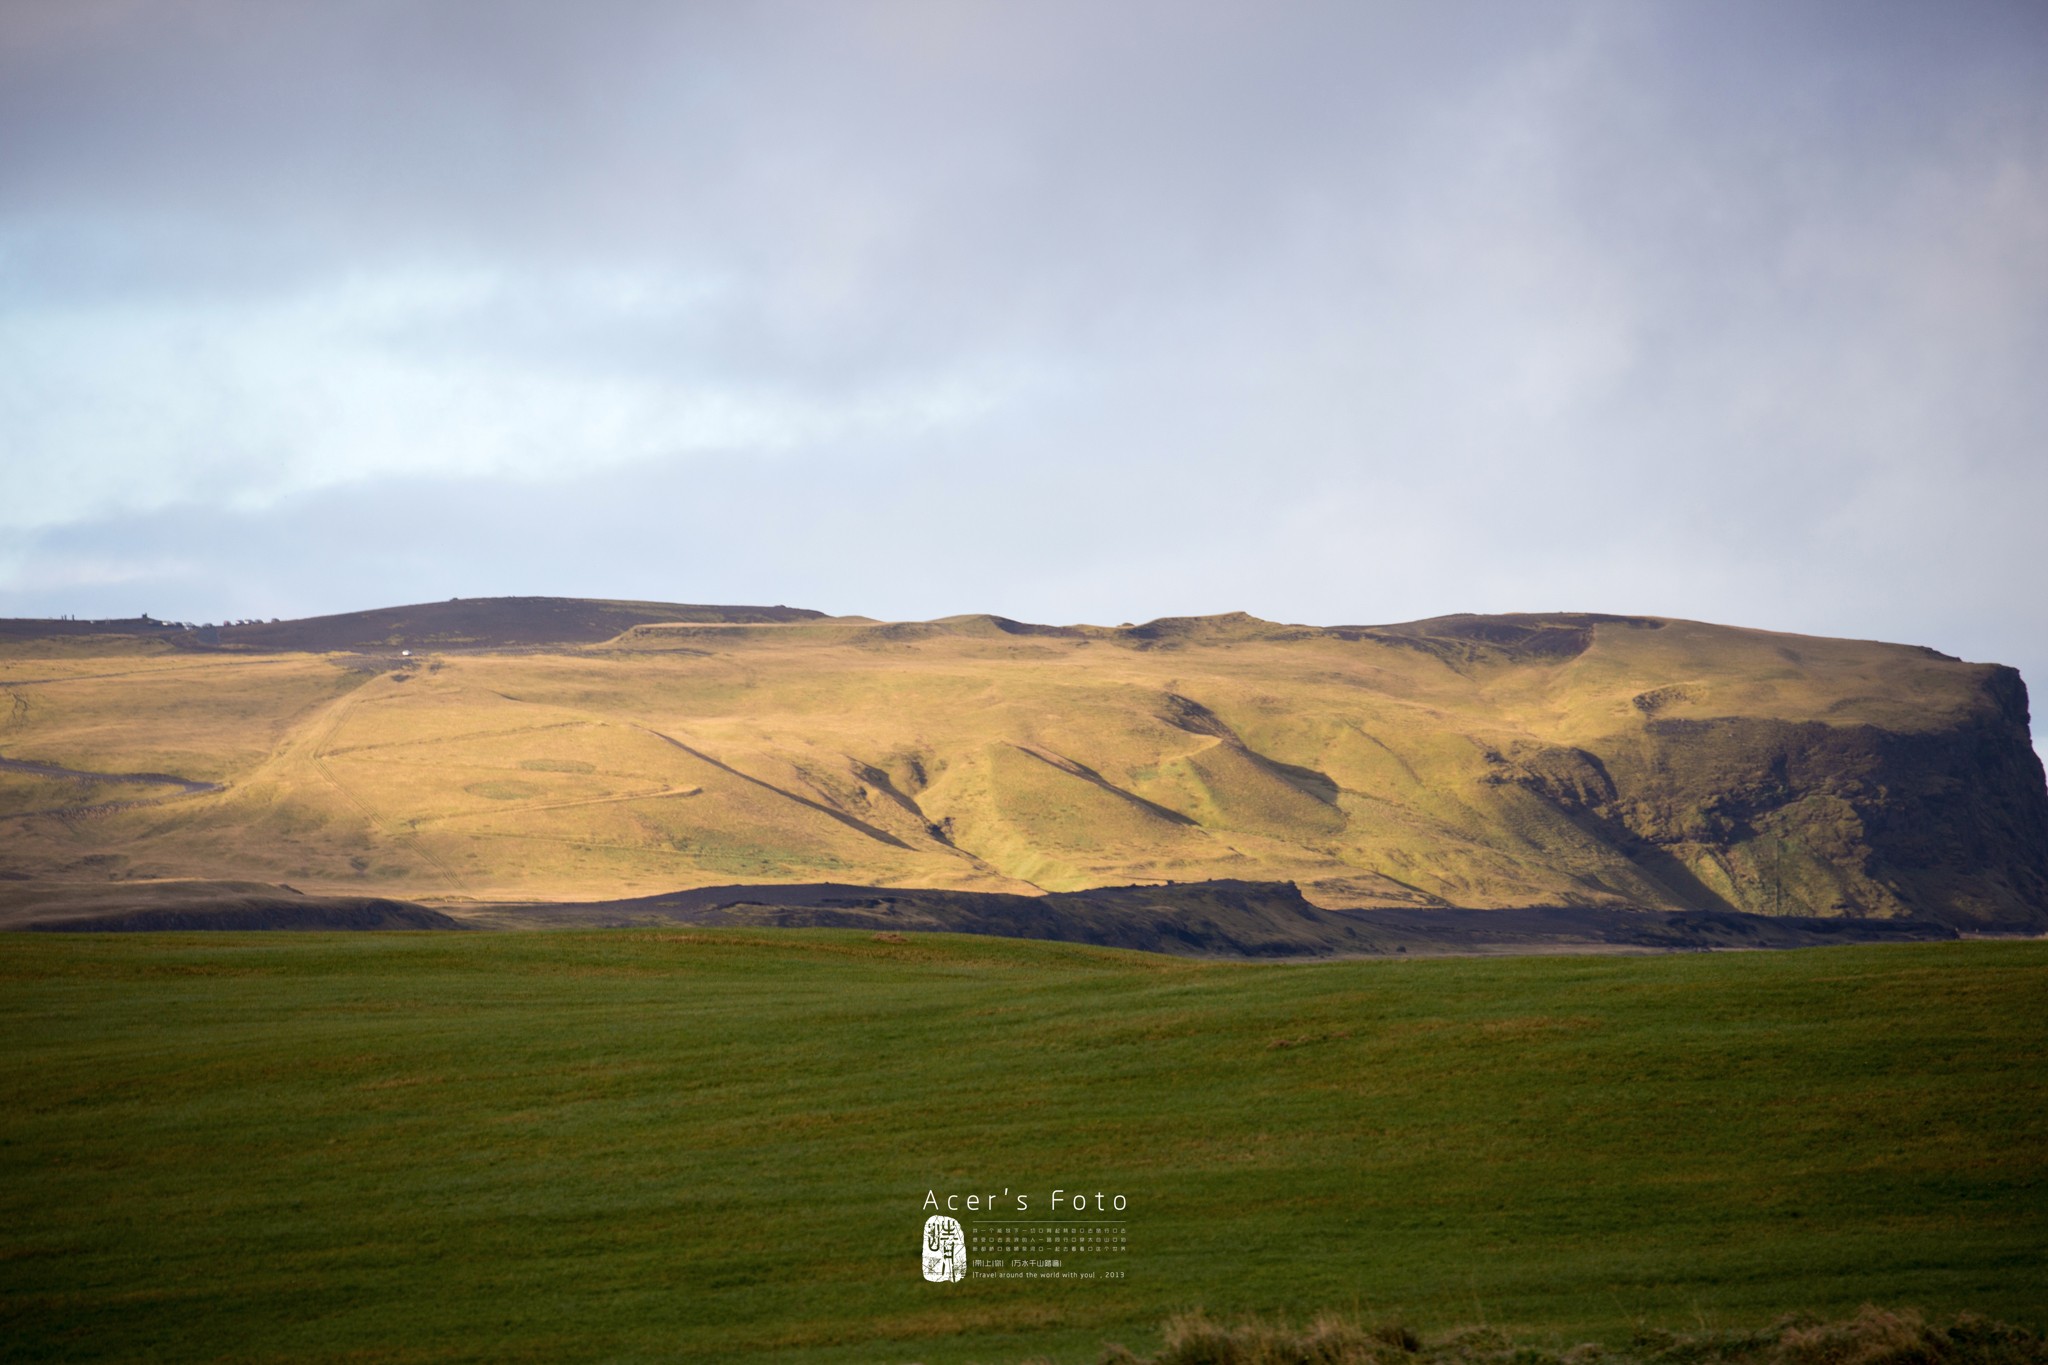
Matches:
[[3, 0, 2046, 745]]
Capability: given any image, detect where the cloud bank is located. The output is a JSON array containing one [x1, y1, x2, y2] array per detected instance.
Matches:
[[3, 1, 2045, 750]]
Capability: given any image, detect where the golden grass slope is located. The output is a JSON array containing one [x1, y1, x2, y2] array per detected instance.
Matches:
[[0, 608, 2041, 925]]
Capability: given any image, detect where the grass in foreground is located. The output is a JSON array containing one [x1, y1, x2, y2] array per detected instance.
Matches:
[[1090, 1304, 2048, 1365], [0, 934, 2043, 1363]]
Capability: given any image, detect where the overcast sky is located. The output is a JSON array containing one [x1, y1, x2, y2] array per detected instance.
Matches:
[[3, 1, 2046, 734]]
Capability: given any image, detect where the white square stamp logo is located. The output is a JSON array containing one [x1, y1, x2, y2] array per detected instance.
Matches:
[[922, 1214, 966, 1282]]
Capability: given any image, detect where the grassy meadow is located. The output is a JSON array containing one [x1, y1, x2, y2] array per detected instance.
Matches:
[[2, 932, 2043, 1363]]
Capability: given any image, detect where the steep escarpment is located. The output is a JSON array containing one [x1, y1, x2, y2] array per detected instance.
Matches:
[[1497, 663, 2048, 929], [1850, 668, 2048, 926]]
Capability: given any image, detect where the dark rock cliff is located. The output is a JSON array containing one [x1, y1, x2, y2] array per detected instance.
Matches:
[[1508, 665, 2048, 930]]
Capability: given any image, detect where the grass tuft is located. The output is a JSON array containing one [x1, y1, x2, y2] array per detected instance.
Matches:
[[1095, 1309, 2048, 1365]]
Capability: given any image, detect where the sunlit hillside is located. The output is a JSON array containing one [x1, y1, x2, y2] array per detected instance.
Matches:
[[1, 602, 2042, 927]]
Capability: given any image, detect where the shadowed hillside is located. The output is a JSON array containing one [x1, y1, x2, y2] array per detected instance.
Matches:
[[1, 601, 2042, 931], [470, 878, 1961, 954], [0, 596, 832, 652]]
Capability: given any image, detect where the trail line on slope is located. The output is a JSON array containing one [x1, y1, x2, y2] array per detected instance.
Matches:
[[0, 658, 304, 687], [300, 683, 471, 894], [635, 726, 916, 851], [406, 784, 706, 825]]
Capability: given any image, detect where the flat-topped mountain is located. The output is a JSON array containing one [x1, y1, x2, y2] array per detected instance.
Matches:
[[1, 599, 2042, 931], [0, 596, 831, 652]]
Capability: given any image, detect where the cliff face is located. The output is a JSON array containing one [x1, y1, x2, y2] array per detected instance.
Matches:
[[1507, 665, 2048, 929], [1, 604, 2042, 930]]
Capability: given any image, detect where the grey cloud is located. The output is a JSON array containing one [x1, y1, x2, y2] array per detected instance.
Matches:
[[2, 0, 2045, 762]]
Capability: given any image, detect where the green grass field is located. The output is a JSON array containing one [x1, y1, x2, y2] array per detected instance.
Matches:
[[2, 934, 2043, 1364]]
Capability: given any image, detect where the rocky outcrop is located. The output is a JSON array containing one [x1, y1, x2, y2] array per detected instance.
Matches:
[[1505, 666, 2048, 930]]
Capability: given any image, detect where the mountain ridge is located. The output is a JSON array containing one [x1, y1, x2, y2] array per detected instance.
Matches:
[[2, 598, 2041, 931]]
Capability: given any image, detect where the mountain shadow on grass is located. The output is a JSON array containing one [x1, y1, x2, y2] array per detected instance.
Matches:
[[488, 880, 1962, 957]]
